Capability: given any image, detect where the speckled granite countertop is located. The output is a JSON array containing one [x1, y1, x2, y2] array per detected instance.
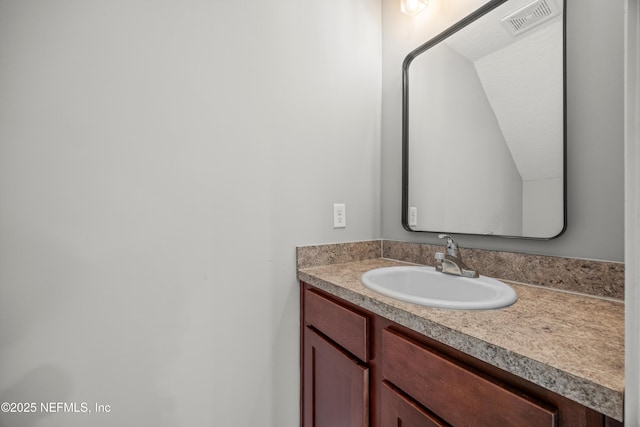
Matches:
[[298, 257, 624, 421]]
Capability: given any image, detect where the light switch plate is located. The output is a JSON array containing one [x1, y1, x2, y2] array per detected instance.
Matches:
[[333, 203, 346, 228], [409, 207, 418, 226]]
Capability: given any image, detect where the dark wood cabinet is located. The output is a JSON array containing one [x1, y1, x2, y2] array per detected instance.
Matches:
[[303, 327, 369, 427], [301, 287, 370, 427], [381, 328, 557, 427], [300, 283, 623, 427], [379, 381, 449, 427]]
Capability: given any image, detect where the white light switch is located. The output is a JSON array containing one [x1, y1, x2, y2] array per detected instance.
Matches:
[[333, 203, 346, 228], [409, 207, 418, 226]]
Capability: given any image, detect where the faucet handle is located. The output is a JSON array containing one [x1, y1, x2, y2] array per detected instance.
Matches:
[[438, 234, 460, 257], [434, 252, 444, 272]]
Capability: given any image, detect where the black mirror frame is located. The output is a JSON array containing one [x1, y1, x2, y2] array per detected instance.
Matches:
[[401, 0, 567, 240]]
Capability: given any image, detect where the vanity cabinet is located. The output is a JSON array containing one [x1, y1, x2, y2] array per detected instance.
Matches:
[[302, 287, 370, 427], [381, 328, 556, 426], [300, 283, 623, 427], [303, 327, 368, 427]]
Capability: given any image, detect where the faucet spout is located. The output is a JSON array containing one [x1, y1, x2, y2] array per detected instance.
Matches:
[[435, 235, 479, 278]]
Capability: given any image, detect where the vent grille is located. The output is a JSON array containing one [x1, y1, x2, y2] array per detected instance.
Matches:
[[501, 0, 560, 36]]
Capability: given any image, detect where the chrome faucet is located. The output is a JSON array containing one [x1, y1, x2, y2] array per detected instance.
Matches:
[[435, 234, 479, 278]]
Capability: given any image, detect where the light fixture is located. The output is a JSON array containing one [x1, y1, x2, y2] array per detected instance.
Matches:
[[401, 0, 429, 17]]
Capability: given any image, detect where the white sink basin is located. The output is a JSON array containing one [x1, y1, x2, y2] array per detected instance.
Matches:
[[361, 266, 517, 310]]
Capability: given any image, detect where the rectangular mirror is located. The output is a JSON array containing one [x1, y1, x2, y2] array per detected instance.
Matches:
[[402, 0, 566, 239]]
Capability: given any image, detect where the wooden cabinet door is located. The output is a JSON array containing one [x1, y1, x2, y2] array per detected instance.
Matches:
[[380, 381, 449, 427], [303, 326, 369, 427]]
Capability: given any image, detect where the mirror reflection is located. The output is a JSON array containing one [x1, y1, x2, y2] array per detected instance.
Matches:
[[403, 0, 565, 238]]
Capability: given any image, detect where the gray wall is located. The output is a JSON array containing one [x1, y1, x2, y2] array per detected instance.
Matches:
[[0, 1, 381, 426], [382, 0, 625, 262], [0, 1, 626, 426]]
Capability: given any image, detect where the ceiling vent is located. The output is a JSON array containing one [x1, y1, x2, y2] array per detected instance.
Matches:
[[500, 0, 560, 36]]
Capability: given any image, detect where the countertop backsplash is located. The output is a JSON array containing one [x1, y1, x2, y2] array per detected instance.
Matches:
[[297, 240, 624, 300]]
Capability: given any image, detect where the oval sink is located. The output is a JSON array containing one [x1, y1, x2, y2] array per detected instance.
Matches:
[[361, 266, 517, 310]]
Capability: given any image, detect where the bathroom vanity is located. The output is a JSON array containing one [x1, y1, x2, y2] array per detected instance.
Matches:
[[298, 242, 624, 426]]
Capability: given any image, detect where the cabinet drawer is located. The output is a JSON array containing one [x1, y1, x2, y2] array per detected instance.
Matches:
[[381, 328, 558, 427], [304, 289, 369, 361]]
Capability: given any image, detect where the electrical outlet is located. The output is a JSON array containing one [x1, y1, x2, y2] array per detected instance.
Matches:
[[409, 207, 418, 227], [333, 203, 346, 228]]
